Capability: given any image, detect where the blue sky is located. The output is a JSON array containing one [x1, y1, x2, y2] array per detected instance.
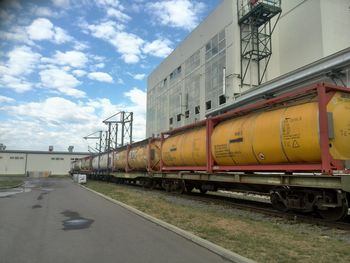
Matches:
[[0, 0, 221, 152]]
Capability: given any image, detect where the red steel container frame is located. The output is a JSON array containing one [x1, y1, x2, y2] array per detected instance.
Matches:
[[160, 83, 350, 175]]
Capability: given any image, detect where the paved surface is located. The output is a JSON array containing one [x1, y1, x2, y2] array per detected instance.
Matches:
[[0, 178, 229, 263]]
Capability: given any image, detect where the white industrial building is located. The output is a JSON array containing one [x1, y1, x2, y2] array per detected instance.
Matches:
[[146, 0, 350, 137], [0, 150, 89, 176]]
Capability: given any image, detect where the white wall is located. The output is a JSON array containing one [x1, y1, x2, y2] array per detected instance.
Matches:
[[0, 152, 89, 176], [0, 153, 26, 175]]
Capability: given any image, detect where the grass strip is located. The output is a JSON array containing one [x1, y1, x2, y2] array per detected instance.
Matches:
[[0, 179, 23, 189], [86, 181, 350, 263]]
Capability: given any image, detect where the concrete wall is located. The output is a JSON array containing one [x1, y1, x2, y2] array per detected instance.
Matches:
[[146, 0, 350, 136], [0, 152, 89, 176]]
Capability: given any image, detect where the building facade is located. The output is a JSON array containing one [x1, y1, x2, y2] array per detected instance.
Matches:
[[146, 0, 350, 137], [0, 150, 89, 176]]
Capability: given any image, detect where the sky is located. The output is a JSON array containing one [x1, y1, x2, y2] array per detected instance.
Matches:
[[0, 0, 221, 152]]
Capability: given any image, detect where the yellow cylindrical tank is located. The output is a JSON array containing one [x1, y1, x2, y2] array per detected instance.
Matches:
[[327, 92, 350, 160], [113, 150, 128, 170], [162, 127, 206, 166], [128, 140, 161, 170], [212, 92, 350, 165], [212, 102, 320, 165]]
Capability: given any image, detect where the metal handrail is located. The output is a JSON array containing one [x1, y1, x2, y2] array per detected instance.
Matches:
[[238, 0, 281, 18]]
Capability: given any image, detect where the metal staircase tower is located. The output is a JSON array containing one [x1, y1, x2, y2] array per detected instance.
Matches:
[[238, 0, 282, 89]]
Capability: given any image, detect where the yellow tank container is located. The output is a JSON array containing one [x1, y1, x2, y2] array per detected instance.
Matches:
[[113, 150, 128, 170], [212, 92, 350, 165], [162, 127, 206, 166], [128, 140, 161, 170], [327, 92, 350, 160]]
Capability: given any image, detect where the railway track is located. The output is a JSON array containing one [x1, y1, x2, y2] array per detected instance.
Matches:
[[94, 179, 350, 231], [186, 191, 350, 231]]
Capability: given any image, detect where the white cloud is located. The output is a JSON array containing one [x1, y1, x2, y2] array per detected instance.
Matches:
[[44, 50, 88, 68], [39, 68, 85, 98], [123, 87, 147, 140], [53, 27, 73, 44], [95, 63, 105, 69], [0, 89, 146, 151], [143, 38, 173, 58], [0, 95, 15, 103], [132, 73, 146, 80], [111, 31, 144, 63], [2, 45, 41, 76], [31, 6, 60, 17], [51, 0, 70, 9], [88, 72, 114, 83], [95, 0, 121, 8], [27, 18, 54, 40], [26, 18, 72, 44], [84, 20, 124, 38], [107, 8, 131, 23], [0, 46, 40, 93], [72, 69, 87, 77], [85, 21, 144, 64], [147, 0, 205, 31], [74, 41, 89, 50], [0, 25, 33, 45], [4, 97, 93, 125], [0, 75, 32, 92]]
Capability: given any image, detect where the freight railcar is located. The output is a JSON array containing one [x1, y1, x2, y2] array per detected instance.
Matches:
[[71, 83, 350, 221]]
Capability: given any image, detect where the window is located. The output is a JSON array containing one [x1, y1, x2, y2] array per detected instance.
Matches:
[[169, 117, 173, 125], [163, 78, 167, 86], [206, 101, 212, 110], [219, 95, 226, 105], [177, 66, 181, 74], [205, 29, 226, 61], [52, 157, 64, 161], [170, 72, 174, 79], [195, 105, 200, 114], [10, 156, 14, 159], [206, 42, 211, 52], [0, 156, 2, 159], [185, 110, 190, 118], [177, 114, 182, 122]]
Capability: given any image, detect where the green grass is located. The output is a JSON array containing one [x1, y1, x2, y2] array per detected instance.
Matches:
[[0, 179, 23, 188], [86, 181, 350, 263]]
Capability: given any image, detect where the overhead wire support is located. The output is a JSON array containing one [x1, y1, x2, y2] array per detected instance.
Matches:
[[102, 111, 133, 149]]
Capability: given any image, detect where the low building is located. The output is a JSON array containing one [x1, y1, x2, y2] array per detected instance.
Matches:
[[0, 150, 89, 176]]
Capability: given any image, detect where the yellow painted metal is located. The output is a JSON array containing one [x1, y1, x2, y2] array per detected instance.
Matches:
[[113, 150, 127, 170], [253, 108, 288, 163], [212, 101, 325, 165], [327, 92, 350, 160], [128, 140, 161, 170], [281, 102, 321, 162], [211, 114, 258, 165], [162, 127, 206, 166]]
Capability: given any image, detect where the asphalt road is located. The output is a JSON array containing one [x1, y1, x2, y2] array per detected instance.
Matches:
[[0, 178, 229, 263]]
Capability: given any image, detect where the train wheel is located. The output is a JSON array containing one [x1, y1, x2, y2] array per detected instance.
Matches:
[[185, 184, 194, 193], [318, 200, 349, 221], [270, 191, 288, 212], [200, 188, 207, 194]]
